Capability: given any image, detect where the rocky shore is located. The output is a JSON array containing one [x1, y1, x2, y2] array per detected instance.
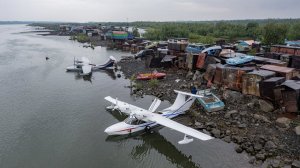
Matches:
[[117, 57, 300, 168]]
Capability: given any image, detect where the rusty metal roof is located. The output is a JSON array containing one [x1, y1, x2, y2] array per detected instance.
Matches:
[[260, 65, 295, 73], [281, 80, 300, 90], [247, 70, 275, 77], [264, 77, 285, 82]]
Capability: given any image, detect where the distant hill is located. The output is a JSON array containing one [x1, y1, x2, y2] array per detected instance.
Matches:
[[0, 21, 34, 25]]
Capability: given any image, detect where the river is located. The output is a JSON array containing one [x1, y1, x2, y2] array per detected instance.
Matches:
[[0, 24, 252, 168]]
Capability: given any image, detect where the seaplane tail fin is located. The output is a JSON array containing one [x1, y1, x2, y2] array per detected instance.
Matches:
[[81, 57, 91, 64], [82, 65, 92, 75], [109, 56, 116, 61], [148, 98, 161, 113], [147, 113, 213, 142]]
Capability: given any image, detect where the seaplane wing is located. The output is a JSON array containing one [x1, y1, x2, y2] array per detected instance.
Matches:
[[104, 96, 148, 115], [147, 113, 213, 141], [82, 65, 92, 75]]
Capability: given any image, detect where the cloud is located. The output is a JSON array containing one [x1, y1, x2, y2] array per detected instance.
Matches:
[[0, 0, 299, 22]]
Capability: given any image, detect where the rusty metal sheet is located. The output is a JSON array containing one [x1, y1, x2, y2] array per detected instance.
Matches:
[[260, 65, 295, 79], [196, 53, 206, 69], [280, 54, 293, 67], [204, 64, 217, 82], [270, 46, 279, 53], [291, 56, 300, 69], [282, 90, 299, 112], [213, 64, 225, 85], [242, 70, 275, 96], [266, 59, 287, 67], [222, 66, 255, 91], [296, 49, 300, 56], [265, 52, 281, 60], [260, 77, 285, 100], [270, 45, 300, 56], [274, 87, 283, 103]]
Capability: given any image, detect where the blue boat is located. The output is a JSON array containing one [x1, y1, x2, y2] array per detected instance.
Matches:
[[185, 43, 206, 54], [226, 54, 254, 65], [196, 90, 225, 112]]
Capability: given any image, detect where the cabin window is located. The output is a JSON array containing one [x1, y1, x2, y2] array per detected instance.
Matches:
[[124, 117, 145, 125]]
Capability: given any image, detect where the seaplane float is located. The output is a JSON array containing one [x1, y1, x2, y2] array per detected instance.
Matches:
[[66, 56, 116, 76], [104, 90, 213, 144]]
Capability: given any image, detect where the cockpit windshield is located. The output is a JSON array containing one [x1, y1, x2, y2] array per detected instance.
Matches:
[[124, 117, 146, 125]]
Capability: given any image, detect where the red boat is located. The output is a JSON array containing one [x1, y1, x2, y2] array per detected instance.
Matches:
[[136, 72, 166, 80]]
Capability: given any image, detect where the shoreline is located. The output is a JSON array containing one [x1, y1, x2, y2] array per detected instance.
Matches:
[[31, 24, 300, 167], [118, 57, 300, 167]]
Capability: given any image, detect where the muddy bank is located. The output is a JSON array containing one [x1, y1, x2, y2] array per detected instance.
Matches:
[[117, 57, 300, 168]]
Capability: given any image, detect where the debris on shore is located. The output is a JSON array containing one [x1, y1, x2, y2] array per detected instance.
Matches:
[[117, 56, 300, 167]]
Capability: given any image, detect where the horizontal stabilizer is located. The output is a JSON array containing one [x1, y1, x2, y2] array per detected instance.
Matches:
[[174, 90, 204, 98]]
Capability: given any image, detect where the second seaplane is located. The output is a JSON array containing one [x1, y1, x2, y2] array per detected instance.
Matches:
[[66, 56, 116, 76], [104, 90, 213, 144]]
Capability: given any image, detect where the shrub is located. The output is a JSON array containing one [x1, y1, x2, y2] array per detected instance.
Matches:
[[149, 79, 159, 88]]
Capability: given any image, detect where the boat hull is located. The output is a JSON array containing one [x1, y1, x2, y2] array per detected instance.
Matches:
[[136, 72, 166, 80]]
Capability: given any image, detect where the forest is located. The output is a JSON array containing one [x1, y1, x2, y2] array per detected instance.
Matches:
[[130, 19, 300, 45], [30, 19, 300, 45]]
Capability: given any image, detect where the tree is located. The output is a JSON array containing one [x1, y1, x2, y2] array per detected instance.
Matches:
[[288, 23, 300, 40], [246, 22, 259, 39], [132, 27, 140, 38], [263, 23, 288, 45]]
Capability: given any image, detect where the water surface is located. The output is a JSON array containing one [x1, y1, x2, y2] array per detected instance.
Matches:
[[0, 25, 251, 168]]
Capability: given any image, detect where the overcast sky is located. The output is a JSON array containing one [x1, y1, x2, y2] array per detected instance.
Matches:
[[0, 0, 299, 22]]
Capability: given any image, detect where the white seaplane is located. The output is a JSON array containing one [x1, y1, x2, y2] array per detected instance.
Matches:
[[104, 90, 213, 144], [66, 56, 116, 76]]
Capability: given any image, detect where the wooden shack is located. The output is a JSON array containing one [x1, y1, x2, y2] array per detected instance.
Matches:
[[242, 70, 275, 96]]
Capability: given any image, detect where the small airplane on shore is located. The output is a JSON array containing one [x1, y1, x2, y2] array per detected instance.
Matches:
[[66, 56, 116, 76], [104, 90, 213, 144]]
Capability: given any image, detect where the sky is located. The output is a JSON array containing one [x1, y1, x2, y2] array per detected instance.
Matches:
[[0, 0, 300, 22]]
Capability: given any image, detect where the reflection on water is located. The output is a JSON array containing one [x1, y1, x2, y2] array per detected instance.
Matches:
[[68, 69, 117, 83], [74, 73, 93, 83], [105, 111, 200, 168]]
